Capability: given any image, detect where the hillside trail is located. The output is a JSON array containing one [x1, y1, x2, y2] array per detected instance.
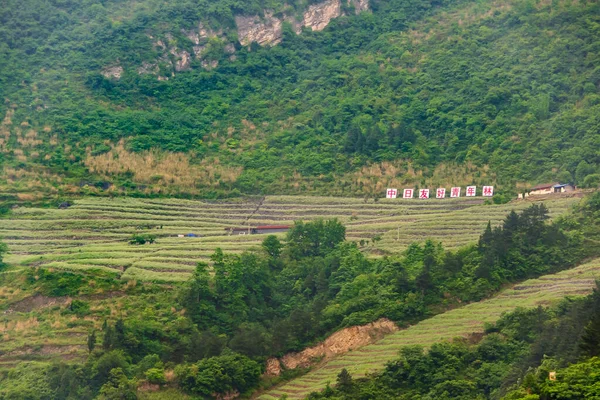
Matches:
[[258, 257, 600, 400]]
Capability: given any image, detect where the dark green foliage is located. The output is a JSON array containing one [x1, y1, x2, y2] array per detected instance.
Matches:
[[64, 300, 91, 318], [129, 234, 155, 245], [135, 354, 163, 378], [96, 368, 137, 400], [27, 268, 121, 297], [175, 352, 262, 397], [144, 367, 166, 385], [336, 368, 353, 393], [569, 192, 600, 253], [286, 218, 346, 259], [179, 262, 218, 330], [579, 284, 600, 358], [102, 321, 115, 351], [174, 208, 584, 362], [0, 240, 7, 270], [505, 357, 600, 399], [262, 235, 283, 259], [0, 362, 92, 400], [88, 330, 97, 353], [88, 350, 131, 391], [474, 204, 581, 294]]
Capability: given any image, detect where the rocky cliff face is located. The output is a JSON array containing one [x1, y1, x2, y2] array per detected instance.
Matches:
[[235, 12, 285, 46], [303, 0, 342, 31], [106, 0, 369, 79], [236, 0, 369, 46]]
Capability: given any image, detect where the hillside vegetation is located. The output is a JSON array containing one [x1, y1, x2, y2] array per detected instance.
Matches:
[[1, 192, 599, 399], [262, 258, 600, 399], [303, 281, 600, 400], [1, 0, 600, 398], [0, 0, 599, 198]]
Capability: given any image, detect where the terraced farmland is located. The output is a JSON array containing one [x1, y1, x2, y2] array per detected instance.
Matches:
[[260, 257, 600, 400], [3, 195, 579, 282]]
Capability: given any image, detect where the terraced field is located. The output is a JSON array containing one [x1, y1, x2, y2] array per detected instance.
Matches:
[[260, 257, 600, 400], [3, 195, 578, 282]]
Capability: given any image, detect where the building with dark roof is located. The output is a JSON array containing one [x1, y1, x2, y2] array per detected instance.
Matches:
[[530, 182, 575, 195], [227, 225, 291, 235]]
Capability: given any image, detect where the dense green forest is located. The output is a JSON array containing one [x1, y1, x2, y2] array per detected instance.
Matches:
[[0, 0, 599, 198], [1, 194, 599, 398]]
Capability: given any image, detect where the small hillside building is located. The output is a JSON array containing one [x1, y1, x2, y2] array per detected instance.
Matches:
[[227, 225, 291, 235], [255, 225, 291, 234], [529, 183, 575, 196]]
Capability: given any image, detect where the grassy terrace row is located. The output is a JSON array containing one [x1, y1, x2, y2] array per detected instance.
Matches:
[[260, 257, 600, 400], [2, 196, 579, 282]]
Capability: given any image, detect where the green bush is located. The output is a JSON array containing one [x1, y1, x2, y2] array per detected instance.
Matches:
[[129, 234, 156, 245], [583, 174, 600, 189], [63, 299, 91, 317], [175, 352, 262, 396], [145, 368, 166, 385]]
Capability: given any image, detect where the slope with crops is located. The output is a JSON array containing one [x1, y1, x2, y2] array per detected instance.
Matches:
[[260, 257, 600, 399], [0, 194, 596, 400], [2, 195, 578, 283]]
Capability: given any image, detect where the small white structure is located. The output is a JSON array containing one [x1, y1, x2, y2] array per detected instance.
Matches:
[[530, 183, 575, 196]]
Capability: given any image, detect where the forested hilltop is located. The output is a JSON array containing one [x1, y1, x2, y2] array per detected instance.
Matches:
[[0, 0, 599, 199]]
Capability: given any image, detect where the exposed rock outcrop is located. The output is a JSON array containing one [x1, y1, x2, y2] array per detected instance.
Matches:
[[198, 23, 223, 40], [265, 318, 398, 375], [101, 65, 123, 79], [137, 62, 159, 75], [235, 12, 284, 46], [303, 0, 342, 31], [352, 0, 370, 13], [170, 49, 191, 71], [236, 0, 370, 46], [265, 358, 282, 376], [201, 59, 219, 70], [224, 43, 236, 54], [131, 0, 369, 77]]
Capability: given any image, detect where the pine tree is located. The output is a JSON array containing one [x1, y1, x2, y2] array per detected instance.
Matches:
[[580, 285, 600, 357], [87, 330, 96, 353], [336, 368, 353, 392], [115, 318, 126, 348], [580, 317, 600, 357], [102, 324, 114, 350]]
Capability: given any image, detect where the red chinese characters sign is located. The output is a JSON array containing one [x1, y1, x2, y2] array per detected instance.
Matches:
[[385, 186, 494, 199]]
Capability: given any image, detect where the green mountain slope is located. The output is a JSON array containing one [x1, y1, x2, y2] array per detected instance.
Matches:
[[0, 0, 598, 198], [260, 257, 600, 399]]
